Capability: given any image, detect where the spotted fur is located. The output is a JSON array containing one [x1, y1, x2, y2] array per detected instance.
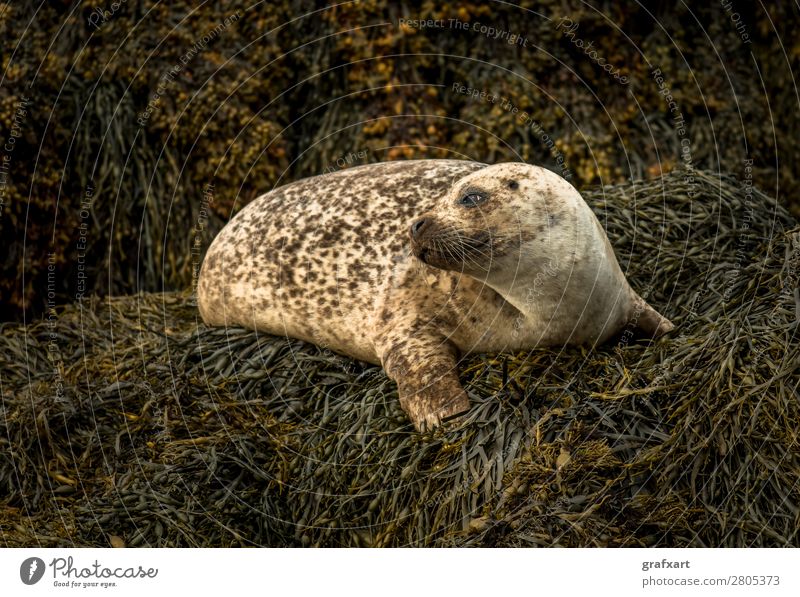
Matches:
[[198, 160, 673, 431]]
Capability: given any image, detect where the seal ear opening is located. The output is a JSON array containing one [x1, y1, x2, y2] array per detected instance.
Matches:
[[631, 295, 675, 340]]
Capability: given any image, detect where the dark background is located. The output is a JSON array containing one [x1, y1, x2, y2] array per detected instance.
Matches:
[[1, 0, 798, 321]]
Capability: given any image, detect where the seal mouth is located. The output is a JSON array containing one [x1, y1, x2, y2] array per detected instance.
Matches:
[[413, 227, 496, 272]]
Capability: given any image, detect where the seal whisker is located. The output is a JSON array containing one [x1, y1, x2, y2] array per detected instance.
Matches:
[[456, 237, 493, 262], [424, 230, 486, 272], [435, 228, 493, 262], [442, 233, 476, 265], [440, 236, 467, 268], [454, 241, 491, 272]]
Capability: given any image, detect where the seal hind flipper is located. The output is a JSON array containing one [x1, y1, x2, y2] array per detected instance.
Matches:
[[632, 295, 675, 339]]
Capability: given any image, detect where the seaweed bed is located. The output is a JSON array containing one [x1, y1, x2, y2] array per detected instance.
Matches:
[[2, 169, 799, 547]]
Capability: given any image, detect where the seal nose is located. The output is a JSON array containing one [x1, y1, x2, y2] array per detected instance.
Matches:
[[410, 218, 429, 240]]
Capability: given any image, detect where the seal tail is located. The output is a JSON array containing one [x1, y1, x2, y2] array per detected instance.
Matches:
[[631, 293, 675, 339]]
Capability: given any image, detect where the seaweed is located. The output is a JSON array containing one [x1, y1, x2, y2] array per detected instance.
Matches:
[[2, 168, 797, 547]]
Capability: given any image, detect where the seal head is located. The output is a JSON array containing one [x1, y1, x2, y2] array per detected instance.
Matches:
[[410, 162, 673, 346]]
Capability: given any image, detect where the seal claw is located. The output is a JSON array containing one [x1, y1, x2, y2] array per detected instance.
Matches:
[[401, 388, 471, 433]]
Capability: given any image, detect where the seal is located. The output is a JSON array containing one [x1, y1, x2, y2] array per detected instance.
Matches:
[[198, 160, 674, 431]]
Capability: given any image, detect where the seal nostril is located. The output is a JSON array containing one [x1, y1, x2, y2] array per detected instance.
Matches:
[[411, 218, 428, 238]]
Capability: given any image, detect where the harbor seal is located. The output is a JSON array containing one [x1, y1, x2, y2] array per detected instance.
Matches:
[[198, 160, 673, 431]]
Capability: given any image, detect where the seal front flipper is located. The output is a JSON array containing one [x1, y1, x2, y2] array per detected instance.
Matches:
[[382, 339, 470, 432]]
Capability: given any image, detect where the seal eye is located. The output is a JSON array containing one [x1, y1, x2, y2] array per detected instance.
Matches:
[[458, 192, 487, 208], [507, 180, 519, 190]]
